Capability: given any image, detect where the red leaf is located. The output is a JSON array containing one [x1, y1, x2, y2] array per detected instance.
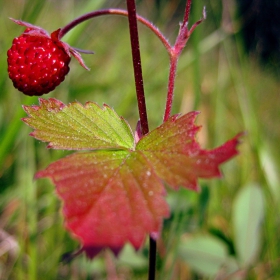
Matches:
[[36, 150, 169, 256], [137, 112, 242, 191]]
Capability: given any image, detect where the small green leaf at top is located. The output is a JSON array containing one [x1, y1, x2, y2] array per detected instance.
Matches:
[[22, 98, 135, 150]]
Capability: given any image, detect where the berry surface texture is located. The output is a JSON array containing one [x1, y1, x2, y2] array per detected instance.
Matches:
[[7, 28, 71, 96]]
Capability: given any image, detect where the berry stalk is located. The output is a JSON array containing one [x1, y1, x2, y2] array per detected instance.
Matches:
[[58, 9, 171, 52]]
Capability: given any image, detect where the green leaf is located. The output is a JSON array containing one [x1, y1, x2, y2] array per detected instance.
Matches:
[[179, 234, 229, 277], [232, 184, 265, 267], [23, 98, 134, 150]]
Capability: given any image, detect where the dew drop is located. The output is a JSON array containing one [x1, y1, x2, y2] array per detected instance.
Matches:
[[148, 191, 153, 196]]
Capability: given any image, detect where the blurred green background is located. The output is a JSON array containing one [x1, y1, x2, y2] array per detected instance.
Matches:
[[0, 0, 279, 279]]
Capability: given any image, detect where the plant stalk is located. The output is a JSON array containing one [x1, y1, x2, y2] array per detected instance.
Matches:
[[126, 0, 149, 135]]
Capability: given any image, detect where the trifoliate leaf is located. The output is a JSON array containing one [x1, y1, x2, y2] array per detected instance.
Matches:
[[23, 98, 242, 258]]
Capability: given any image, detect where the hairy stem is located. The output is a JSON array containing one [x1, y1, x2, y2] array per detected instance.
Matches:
[[182, 0, 192, 27], [164, 54, 178, 122], [163, 0, 205, 121]]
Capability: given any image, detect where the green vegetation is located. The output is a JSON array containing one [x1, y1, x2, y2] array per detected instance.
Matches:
[[1, 0, 279, 279]]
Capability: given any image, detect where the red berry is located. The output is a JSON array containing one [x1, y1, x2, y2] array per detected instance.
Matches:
[[7, 19, 90, 96], [7, 31, 71, 96]]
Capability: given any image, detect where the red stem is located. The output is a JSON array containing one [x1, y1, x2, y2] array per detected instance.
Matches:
[[182, 0, 192, 26], [163, 54, 178, 122], [164, 0, 205, 122], [188, 7, 206, 36], [126, 0, 149, 135]]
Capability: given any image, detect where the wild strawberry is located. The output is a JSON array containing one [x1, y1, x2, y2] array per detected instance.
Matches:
[[7, 19, 90, 96]]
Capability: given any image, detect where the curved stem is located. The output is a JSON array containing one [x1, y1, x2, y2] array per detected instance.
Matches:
[[58, 8, 172, 53]]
